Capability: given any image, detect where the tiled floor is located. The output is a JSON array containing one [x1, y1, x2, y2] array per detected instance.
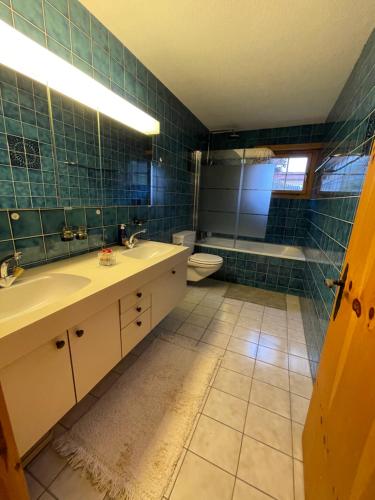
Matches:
[[25, 279, 311, 500]]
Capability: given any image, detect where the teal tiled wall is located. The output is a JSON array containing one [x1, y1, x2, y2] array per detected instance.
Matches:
[[301, 28, 375, 377], [0, 0, 208, 265]]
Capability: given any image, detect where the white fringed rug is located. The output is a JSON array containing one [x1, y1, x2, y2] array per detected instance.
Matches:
[[55, 337, 219, 500]]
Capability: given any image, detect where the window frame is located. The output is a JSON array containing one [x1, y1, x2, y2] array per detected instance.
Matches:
[[266, 144, 322, 199]]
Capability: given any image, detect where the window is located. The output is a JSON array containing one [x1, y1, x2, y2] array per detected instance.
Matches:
[[272, 155, 309, 192]]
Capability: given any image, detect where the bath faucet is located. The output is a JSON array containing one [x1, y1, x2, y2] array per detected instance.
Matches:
[[0, 252, 23, 288], [124, 229, 147, 249]]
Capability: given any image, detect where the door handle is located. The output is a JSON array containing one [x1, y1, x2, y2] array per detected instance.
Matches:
[[324, 263, 349, 320]]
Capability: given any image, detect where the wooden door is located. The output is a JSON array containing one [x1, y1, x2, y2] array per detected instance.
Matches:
[[0, 333, 75, 456], [303, 144, 375, 499], [68, 302, 121, 401], [0, 383, 29, 500]]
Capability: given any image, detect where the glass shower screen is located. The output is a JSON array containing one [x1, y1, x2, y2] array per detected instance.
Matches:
[[198, 149, 275, 242]]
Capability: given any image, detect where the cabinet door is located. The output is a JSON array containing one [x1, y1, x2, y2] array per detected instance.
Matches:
[[0, 333, 75, 456], [151, 261, 187, 328], [69, 302, 121, 401]]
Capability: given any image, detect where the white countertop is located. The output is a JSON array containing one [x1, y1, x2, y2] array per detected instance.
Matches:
[[0, 241, 189, 369]]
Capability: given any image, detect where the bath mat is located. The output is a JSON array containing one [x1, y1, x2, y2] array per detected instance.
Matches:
[[225, 283, 287, 309], [54, 337, 219, 500]]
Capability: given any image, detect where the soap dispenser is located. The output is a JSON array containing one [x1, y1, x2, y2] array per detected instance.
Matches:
[[118, 224, 128, 246]]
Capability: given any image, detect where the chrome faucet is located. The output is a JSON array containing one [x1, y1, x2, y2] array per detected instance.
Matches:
[[124, 229, 147, 249], [0, 252, 23, 288]]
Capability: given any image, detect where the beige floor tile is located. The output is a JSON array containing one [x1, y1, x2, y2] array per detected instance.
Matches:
[[237, 436, 294, 500], [49, 465, 105, 500], [168, 307, 191, 321], [213, 367, 252, 401], [291, 394, 310, 424], [241, 302, 264, 313], [232, 325, 260, 343], [289, 355, 311, 377], [259, 333, 288, 352], [290, 372, 313, 399], [288, 340, 308, 359], [227, 337, 258, 358], [220, 302, 242, 314], [232, 479, 271, 500], [239, 308, 263, 321], [214, 310, 239, 325], [208, 318, 235, 335], [60, 394, 97, 429], [250, 380, 291, 418], [200, 296, 223, 308], [177, 300, 197, 312], [236, 316, 261, 330], [193, 304, 217, 318], [256, 345, 289, 369], [176, 322, 205, 340], [90, 370, 120, 398], [27, 446, 66, 487], [185, 313, 211, 328], [223, 297, 244, 306], [261, 322, 288, 338], [264, 307, 287, 320], [245, 404, 292, 455], [253, 360, 289, 390], [170, 451, 234, 500], [204, 387, 248, 431], [189, 415, 242, 474], [160, 316, 184, 332], [294, 459, 305, 500], [200, 330, 230, 348], [38, 492, 55, 500], [196, 342, 226, 358], [221, 350, 255, 377], [292, 421, 304, 461], [288, 329, 306, 343], [164, 449, 187, 497], [25, 472, 44, 500]]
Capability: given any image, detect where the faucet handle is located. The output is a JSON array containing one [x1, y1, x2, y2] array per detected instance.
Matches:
[[14, 251, 22, 264]]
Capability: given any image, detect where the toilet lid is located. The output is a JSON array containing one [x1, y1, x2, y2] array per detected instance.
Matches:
[[189, 253, 223, 265]]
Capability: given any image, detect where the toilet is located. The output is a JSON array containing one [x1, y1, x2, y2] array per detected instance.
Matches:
[[172, 230, 223, 282]]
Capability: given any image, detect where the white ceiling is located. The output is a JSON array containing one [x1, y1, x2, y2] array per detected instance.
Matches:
[[81, 0, 375, 131]]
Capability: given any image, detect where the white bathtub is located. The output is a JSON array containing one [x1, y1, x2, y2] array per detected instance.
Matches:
[[196, 237, 305, 261]]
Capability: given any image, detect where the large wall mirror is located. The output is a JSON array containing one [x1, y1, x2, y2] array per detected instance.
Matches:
[[0, 64, 153, 211]]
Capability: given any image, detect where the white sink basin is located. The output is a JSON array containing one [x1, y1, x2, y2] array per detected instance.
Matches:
[[121, 242, 173, 260], [0, 273, 91, 323]]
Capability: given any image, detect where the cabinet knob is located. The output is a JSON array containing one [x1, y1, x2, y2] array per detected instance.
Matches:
[[136, 292, 142, 298], [136, 306, 142, 312], [172, 270, 176, 274], [55, 340, 65, 349], [136, 321, 142, 327], [76, 329, 84, 338]]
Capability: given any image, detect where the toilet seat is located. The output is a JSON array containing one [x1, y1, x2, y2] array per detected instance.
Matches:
[[188, 253, 223, 266]]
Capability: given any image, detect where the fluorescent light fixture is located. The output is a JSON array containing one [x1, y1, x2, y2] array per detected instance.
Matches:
[[0, 20, 160, 135]]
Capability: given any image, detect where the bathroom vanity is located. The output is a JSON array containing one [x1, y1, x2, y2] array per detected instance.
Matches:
[[0, 241, 189, 456]]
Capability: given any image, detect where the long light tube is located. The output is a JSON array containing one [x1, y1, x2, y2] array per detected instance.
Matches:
[[0, 20, 160, 135]]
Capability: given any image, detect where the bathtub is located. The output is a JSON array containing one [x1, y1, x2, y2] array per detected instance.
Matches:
[[196, 237, 305, 261]]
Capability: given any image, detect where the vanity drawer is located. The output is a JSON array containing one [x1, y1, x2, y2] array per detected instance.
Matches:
[[121, 309, 151, 356], [120, 295, 151, 328], [120, 286, 151, 312]]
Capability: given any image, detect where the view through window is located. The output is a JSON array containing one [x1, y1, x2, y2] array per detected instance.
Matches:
[[272, 156, 309, 192]]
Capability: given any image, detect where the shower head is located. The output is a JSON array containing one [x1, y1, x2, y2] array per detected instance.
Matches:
[[229, 129, 240, 138]]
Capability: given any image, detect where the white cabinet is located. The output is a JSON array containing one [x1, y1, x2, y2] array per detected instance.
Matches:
[[68, 302, 121, 401], [0, 333, 75, 456], [151, 262, 187, 328]]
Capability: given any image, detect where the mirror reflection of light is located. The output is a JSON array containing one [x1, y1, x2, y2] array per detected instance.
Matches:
[[0, 20, 160, 136]]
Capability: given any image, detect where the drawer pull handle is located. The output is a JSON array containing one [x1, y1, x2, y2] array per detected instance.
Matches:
[[136, 306, 142, 312], [136, 292, 142, 298], [55, 340, 65, 349], [76, 329, 84, 338], [172, 270, 176, 274], [136, 321, 142, 326]]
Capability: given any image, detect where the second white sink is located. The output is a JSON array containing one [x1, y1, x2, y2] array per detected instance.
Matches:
[[121, 241, 174, 260], [0, 273, 91, 324]]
